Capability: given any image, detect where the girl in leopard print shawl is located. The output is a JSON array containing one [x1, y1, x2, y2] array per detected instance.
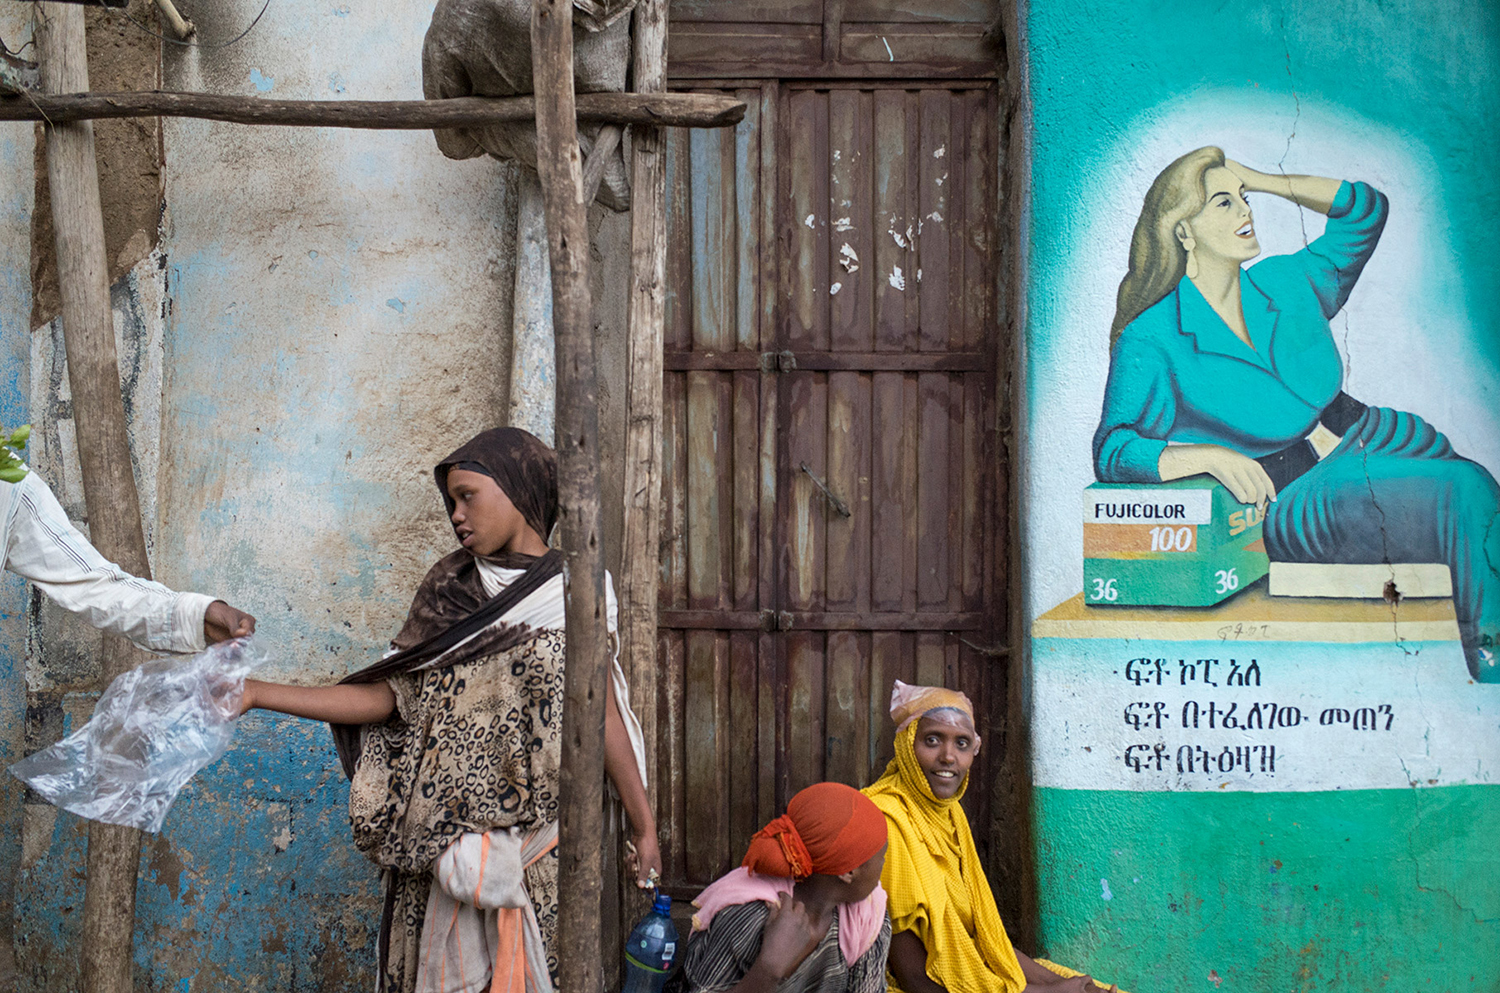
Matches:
[[240, 427, 660, 991]]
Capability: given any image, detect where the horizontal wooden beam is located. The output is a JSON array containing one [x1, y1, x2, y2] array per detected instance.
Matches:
[[0, 89, 746, 129], [1, 0, 127, 6], [664, 350, 991, 372], [660, 609, 987, 632]]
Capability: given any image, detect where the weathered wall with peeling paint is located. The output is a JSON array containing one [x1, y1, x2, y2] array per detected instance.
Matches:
[[0, 9, 37, 989], [1019, 0, 1500, 988], [1, 1, 636, 988]]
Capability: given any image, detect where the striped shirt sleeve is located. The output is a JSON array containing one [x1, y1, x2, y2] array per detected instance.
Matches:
[[3, 473, 213, 653]]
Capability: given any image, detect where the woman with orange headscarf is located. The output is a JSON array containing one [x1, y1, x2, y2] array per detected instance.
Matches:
[[864, 682, 1123, 993], [671, 782, 892, 993]]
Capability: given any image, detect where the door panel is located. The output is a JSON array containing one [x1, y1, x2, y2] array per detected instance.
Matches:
[[660, 81, 1001, 890]]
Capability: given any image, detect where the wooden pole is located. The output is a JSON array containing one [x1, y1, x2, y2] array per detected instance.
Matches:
[[531, 1, 607, 991], [0, 89, 745, 129], [620, 0, 667, 817], [35, 5, 150, 992]]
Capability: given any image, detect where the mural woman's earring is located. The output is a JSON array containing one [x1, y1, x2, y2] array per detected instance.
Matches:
[[1183, 238, 1199, 280]]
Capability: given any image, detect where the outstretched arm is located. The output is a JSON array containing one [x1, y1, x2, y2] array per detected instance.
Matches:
[[1226, 160, 1342, 215], [891, 931, 1113, 993], [6, 473, 254, 654], [240, 679, 396, 725]]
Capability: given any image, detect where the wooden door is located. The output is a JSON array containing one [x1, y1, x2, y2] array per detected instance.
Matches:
[[656, 77, 1010, 895]]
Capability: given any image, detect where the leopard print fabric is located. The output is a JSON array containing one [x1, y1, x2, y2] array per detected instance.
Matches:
[[348, 629, 565, 991]]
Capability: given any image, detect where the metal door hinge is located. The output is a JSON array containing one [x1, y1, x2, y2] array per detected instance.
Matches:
[[759, 609, 795, 632], [759, 350, 797, 373]]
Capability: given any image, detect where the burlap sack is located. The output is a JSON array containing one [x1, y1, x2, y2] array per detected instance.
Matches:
[[422, 0, 636, 210]]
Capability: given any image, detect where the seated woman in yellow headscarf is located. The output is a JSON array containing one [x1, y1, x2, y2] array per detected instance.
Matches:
[[863, 682, 1123, 993]]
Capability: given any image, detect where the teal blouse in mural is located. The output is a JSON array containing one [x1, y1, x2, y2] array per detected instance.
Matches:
[[1094, 180, 1385, 482], [1092, 180, 1499, 679]]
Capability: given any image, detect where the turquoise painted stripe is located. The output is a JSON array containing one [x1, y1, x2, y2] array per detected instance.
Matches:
[[1032, 785, 1500, 990]]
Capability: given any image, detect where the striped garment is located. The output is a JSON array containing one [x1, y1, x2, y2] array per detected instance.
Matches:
[[1, 472, 215, 652], [668, 900, 891, 993]]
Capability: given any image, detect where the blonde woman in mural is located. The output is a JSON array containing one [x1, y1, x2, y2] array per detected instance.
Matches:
[[1094, 146, 1500, 679]]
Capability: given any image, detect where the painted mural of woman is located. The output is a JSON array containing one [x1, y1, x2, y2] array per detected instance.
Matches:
[[1093, 146, 1500, 680]]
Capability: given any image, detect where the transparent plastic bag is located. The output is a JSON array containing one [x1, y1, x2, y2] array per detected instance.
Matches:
[[10, 637, 269, 832]]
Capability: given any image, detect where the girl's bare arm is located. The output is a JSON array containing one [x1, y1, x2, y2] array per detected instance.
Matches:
[[604, 688, 662, 885], [241, 678, 396, 725]]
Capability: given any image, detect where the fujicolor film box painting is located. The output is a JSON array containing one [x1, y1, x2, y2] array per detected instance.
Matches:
[[1082, 479, 1269, 607]]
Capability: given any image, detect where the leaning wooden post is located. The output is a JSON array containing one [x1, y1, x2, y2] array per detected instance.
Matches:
[[531, 0, 608, 990], [620, 0, 667, 815], [36, 5, 151, 992]]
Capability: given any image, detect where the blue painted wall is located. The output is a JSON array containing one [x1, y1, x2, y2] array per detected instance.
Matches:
[[2, 0, 528, 988], [1, 0, 646, 984], [15, 714, 378, 990], [0, 8, 36, 976]]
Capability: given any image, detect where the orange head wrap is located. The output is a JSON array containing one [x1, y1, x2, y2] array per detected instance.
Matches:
[[889, 679, 975, 733], [741, 782, 888, 880]]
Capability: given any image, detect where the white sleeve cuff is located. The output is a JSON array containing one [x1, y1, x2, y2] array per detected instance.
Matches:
[[172, 592, 217, 653]]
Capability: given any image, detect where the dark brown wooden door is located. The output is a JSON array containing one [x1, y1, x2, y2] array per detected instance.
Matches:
[[655, 77, 1008, 893]]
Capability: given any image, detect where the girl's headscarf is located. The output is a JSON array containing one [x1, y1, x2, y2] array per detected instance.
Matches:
[[742, 782, 888, 879], [330, 427, 564, 777], [434, 426, 558, 557], [862, 683, 1027, 993]]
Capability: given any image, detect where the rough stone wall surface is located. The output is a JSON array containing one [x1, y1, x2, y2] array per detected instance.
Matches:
[[29, 0, 162, 330], [0, 9, 36, 987], [0, 0, 608, 987]]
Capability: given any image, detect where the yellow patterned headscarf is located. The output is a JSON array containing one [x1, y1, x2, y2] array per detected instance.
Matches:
[[863, 715, 1027, 993], [865, 689, 1113, 993]]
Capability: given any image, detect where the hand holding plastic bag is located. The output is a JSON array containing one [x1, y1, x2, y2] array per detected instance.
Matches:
[[10, 637, 269, 832]]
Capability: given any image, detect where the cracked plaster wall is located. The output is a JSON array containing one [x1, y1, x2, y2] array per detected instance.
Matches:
[[1018, 0, 1499, 989], [0, 0, 635, 988], [0, 8, 36, 989]]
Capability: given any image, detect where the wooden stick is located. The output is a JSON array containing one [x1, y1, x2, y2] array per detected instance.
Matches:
[[152, 0, 194, 40], [620, 0, 667, 820], [532, 1, 607, 991], [580, 123, 622, 207], [5, 0, 128, 6], [0, 89, 746, 129], [36, 5, 151, 992]]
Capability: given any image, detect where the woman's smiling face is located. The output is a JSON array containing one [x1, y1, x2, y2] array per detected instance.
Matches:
[[912, 711, 980, 799], [1181, 165, 1260, 266]]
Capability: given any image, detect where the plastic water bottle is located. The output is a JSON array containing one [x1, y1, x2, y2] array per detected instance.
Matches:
[[622, 892, 679, 993]]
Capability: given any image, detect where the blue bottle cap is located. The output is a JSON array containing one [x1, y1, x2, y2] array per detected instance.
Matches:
[[653, 892, 672, 914]]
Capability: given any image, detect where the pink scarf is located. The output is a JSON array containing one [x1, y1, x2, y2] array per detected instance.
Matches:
[[690, 867, 888, 967]]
